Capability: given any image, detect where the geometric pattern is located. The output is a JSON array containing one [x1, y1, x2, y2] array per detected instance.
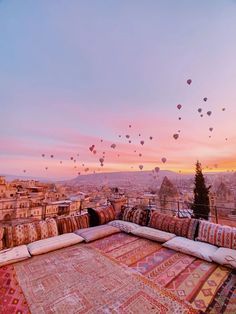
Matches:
[[89, 232, 236, 312], [0, 265, 30, 314], [14, 244, 198, 313]]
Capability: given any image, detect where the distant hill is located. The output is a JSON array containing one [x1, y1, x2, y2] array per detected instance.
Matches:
[[64, 170, 190, 187]]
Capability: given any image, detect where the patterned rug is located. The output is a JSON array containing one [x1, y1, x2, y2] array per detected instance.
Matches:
[[14, 244, 198, 314], [89, 233, 236, 312], [0, 264, 30, 314]]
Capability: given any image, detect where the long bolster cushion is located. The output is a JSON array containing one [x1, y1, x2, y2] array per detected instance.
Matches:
[[108, 220, 140, 233], [27, 233, 84, 256], [75, 225, 120, 242], [0, 245, 31, 267], [131, 227, 176, 243], [163, 236, 218, 262], [211, 247, 236, 269]]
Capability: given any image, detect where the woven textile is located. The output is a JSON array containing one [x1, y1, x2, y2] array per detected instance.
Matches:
[[122, 207, 149, 226], [75, 225, 120, 242], [163, 237, 218, 262], [108, 219, 140, 233], [5, 223, 39, 248], [88, 205, 115, 226], [46, 218, 58, 237], [149, 212, 196, 238], [56, 213, 89, 234], [14, 244, 198, 314], [35, 220, 49, 239], [0, 245, 31, 267], [0, 227, 4, 249], [0, 265, 30, 314], [90, 232, 236, 312], [197, 220, 236, 249], [205, 271, 236, 313], [131, 226, 176, 243], [211, 247, 236, 269], [27, 233, 84, 255]]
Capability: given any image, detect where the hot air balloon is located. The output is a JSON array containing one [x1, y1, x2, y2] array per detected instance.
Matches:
[[23, 170, 26, 173], [50, 155, 54, 158], [45, 167, 48, 170], [198, 108, 202, 113], [138, 134, 141, 137], [177, 104, 182, 110], [78, 172, 80, 175], [155, 167, 160, 173], [161, 157, 167, 163], [100, 139, 103, 142], [129, 140, 131, 143], [139, 165, 143, 170], [70, 157, 74, 160], [149, 136, 153, 140], [203, 97, 208, 102], [99, 157, 104, 163], [89, 145, 94, 152], [173, 133, 179, 140], [207, 111, 212, 116], [209, 127, 213, 132], [60, 161, 62, 164], [85, 168, 89, 172], [126, 135, 130, 139], [187, 79, 192, 85], [111, 143, 116, 149], [129, 125, 131, 128], [178, 117, 181, 120], [42, 154, 45, 157], [222, 108, 226, 111], [93, 150, 97, 154], [200, 114, 203, 117], [140, 140, 144, 145], [139, 153, 142, 157], [118, 135, 121, 138]]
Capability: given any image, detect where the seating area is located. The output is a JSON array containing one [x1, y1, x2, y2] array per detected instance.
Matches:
[[1, 205, 236, 313]]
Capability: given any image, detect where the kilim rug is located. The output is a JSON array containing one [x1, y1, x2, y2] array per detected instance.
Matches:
[[14, 244, 198, 314], [0, 264, 30, 314], [89, 232, 236, 312]]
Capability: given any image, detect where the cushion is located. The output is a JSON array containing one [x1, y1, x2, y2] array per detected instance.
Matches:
[[4, 223, 39, 248], [163, 236, 218, 262], [148, 212, 198, 239], [56, 213, 89, 234], [0, 245, 31, 267], [88, 206, 116, 226], [211, 248, 236, 269], [27, 233, 84, 256], [46, 218, 58, 237], [108, 220, 140, 233], [35, 220, 49, 239], [131, 227, 176, 243], [75, 225, 120, 243], [122, 207, 149, 226], [0, 226, 4, 250], [197, 220, 236, 249]]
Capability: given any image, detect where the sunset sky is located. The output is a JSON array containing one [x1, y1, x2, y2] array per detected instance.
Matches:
[[1, 1, 236, 179]]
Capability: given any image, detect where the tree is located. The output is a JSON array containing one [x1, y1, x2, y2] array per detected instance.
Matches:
[[192, 161, 211, 220]]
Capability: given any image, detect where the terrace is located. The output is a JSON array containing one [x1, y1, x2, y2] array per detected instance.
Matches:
[[1, 202, 236, 313]]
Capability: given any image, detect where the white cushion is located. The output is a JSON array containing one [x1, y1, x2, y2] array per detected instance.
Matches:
[[211, 247, 236, 269], [108, 220, 140, 233], [27, 233, 84, 255], [0, 245, 31, 266], [163, 237, 218, 262], [131, 227, 176, 243]]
